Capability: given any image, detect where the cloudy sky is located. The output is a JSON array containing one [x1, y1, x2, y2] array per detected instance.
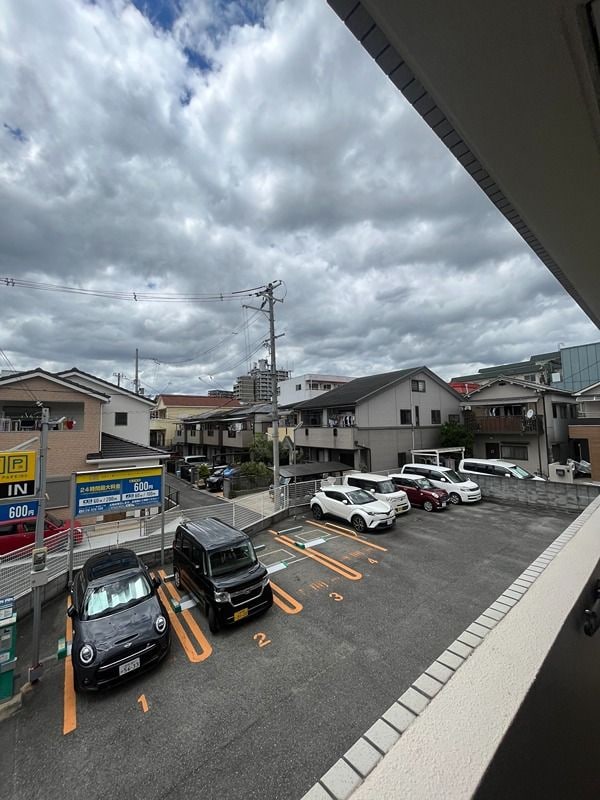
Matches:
[[1, 0, 597, 396]]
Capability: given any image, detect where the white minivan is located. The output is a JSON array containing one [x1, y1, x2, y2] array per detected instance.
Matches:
[[458, 458, 546, 481], [342, 472, 411, 515], [400, 463, 481, 504]]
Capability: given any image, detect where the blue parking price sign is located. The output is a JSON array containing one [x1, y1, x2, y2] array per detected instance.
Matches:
[[0, 499, 39, 524], [74, 467, 163, 517]]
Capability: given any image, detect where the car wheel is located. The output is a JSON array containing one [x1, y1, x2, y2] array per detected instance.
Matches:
[[208, 603, 220, 634], [173, 568, 182, 590], [351, 515, 367, 533], [449, 492, 461, 505], [312, 504, 324, 520], [423, 500, 434, 512]]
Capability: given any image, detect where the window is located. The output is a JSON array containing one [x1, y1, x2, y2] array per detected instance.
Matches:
[[115, 412, 128, 426], [524, 373, 537, 382], [501, 444, 529, 460], [431, 410, 441, 424], [207, 425, 214, 435], [400, 409, 412, 425], [309, 382, 320, 390], [323, 384, 331, 390], [411, 380, 426, 392], [448, 414, 460, 424], [552, 404, 568, 419], [415, 405, 420, 427], [296, 384, 301, 391]]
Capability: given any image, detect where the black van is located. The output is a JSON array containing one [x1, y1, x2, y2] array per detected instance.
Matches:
[[172, 518, 273, 633]]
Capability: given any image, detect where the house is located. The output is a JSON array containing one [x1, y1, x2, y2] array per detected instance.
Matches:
[[462, 376, 577, 476], [183, 403, 274, 464], [568, 381, 600, 481], [278, 373, 355, 406], [150, 394, 241, 450], [0, 368, 169, 516], [286, 367, 463, 472], [58, 367, 155, 446], [451, 350, 561, 394]]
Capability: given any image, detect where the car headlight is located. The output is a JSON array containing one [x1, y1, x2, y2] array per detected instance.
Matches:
[[155, 615, 167, 634], [79, 644, 95, 665], [214, 590, 230, 603]]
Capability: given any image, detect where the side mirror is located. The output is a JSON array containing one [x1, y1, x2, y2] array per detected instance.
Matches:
[[67, 604, 76, 618], [342, 499, 349, 505]]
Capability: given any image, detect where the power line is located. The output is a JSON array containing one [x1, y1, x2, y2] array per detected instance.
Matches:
[[0, 277, 271, 303]]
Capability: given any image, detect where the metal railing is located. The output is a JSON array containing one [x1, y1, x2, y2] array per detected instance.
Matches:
[[0, 481, 319, 602]]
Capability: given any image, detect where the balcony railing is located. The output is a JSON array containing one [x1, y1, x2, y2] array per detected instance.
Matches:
[[298, 425, 355, 449], [465, 414, 544, 434]]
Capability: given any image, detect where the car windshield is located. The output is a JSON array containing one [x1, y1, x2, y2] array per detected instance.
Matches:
[[209, 542, 257, 576], [512, 465, 535, 478], [416, 478, 434, 489], [84, 573, 152, 619], [45, 513, 63, 528], [346, 489, 377, 505], [441, 470, 464, 483], [376, 480, 396, 493]]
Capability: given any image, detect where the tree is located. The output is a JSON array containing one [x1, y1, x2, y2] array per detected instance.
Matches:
[[439, 422, 474, 455], [248, 432, 285, 465]]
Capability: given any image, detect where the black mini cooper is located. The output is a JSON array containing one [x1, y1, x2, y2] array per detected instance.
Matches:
[[68, 549, 171, 691]]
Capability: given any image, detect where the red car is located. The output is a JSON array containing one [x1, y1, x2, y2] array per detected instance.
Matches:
[[0, 513, 83, 556], [389, 474, 449, 512]]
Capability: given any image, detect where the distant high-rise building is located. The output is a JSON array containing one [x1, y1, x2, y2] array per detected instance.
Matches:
[[234, 359, 291, 402], [207, 389, 235, 398]]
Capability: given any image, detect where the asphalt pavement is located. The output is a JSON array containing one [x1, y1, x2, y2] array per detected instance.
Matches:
[[1, 499, 577, 800]]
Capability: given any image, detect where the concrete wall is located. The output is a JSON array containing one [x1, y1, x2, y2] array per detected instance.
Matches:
[[465, 473, 600, 512], [350, 496, 600, 800]]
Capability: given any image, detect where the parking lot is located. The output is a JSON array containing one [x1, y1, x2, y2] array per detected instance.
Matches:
[[1, 500, 576, 800]]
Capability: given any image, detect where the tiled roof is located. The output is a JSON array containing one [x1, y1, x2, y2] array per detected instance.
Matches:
[[0, 368, 110, 400], [87, 433, 170, 461], [452, 352, 560, 383], [157, 395, 242, 408], [290, 368, 421, 410], [58, 368, 156, 405]]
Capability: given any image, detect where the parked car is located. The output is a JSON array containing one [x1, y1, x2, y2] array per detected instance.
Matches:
[[205, 465, 230, 492], [182, 455, 209, 465], [0, 513, 83, 556], [389, 474, 449, 511], [68, 548, 171, 691], [343, 472, 411, 514], [172, 517, 273, 633], [400, 463, 482, 504], [458, 458, 546, 481], [310, 487, 395, 533]]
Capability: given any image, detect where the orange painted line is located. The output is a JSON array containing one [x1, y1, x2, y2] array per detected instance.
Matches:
[[273, 533, 362, 581], [270, 581, 303, 614], [306, 519, 388, 552], [157, 585, 212, 664], [63, 600, 76, 736], [158, 570, 213, 659]]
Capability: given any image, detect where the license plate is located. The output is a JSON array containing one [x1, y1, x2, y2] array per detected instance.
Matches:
[[234, 608, 249, 622], [119, 657, 140, 676], [441, 502, 447, 508]]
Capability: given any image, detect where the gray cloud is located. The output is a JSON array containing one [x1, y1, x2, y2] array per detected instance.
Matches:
[[0, 0, 596, 394]]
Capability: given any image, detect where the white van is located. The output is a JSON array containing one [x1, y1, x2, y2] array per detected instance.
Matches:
[[458, 458, 546, 481], [400, 463, 481, 504], [182, 455, 209, 465], [343, 472, 411, 515]]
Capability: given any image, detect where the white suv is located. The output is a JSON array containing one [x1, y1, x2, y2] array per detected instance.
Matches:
[[310, 487, 395, 533], [343, 472, 411, 515], [400, 463, 481, 504]]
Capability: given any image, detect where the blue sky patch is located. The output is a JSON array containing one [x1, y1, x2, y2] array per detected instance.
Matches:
[[4, 123, 27, 143]]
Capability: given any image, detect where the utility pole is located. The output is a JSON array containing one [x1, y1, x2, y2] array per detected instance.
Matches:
[[244, 281, 283, 505], [113, 372, 123, 387], [30, 406, 49, 682], [134, 349, 139, 395]]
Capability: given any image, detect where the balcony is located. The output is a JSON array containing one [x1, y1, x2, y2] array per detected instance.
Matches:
[[298, 425, 355, 450], [465, 414, 543, 435]]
